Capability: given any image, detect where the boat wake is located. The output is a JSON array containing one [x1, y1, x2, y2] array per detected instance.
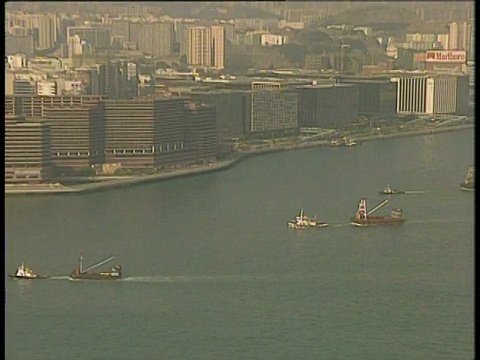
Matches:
[[407, 218, 473, 225], [48, 276, 72, 280], [122, 276, 195, 283], [121, 274, 321, 283], [121, 275, 265, 283], [331, 223, 352, 227], [403, 190, 435, 194]]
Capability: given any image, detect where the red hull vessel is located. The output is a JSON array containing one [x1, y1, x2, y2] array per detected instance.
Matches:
[[70, 255, 122, 280], [350, 198, 405, 227]]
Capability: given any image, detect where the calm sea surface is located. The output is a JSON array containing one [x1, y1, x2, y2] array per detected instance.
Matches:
[[6, 129, 474, 360]]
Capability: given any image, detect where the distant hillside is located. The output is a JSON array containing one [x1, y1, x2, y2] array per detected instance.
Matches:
[[196, 4, 280, 20], [321, 5, 420, 28], [406, 22, 449, 34]]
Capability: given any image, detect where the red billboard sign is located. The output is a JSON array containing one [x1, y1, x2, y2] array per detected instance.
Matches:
[[425, 51, 466, 63]]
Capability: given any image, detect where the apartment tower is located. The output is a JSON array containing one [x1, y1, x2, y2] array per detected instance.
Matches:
[[188, 26, 225, 69]]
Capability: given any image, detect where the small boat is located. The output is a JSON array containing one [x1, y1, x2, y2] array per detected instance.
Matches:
[[350, 198, 405, 227], [343, 139, 358, 147], [330, 137, 358, 147], [70, 255, 122, 280], [8, 262, 49, 280], [287, 209, 328, 229], [460, 166, 474, 191], [379, 184, 405, 195]]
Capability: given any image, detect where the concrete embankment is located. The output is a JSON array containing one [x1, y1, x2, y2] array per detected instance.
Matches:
[[353, 124, 474, 143], [5, 124, 473, 196], [5, 157, 244, 196]]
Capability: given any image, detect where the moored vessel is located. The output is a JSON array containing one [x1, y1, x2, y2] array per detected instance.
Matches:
[[287, 209, 328, 229], [8, 262, 48, 280], [330, 137, 358, 147], [460, 166, 474, 191], [379, 184, 405, 195], [350, 198, 405, 227], [70, 255, 122, 280]]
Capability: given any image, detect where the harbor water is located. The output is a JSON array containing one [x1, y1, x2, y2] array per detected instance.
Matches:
[[5, 129, 474, 359]]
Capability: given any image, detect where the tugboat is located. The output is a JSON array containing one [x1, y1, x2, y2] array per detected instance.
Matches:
[[70, 255, 122, 280], [287, 209, 328, 229], [379, 184, 405, 195], [460, 166, 474, 191], [350, 198, 405, 227], [8, 262, 49, 280]]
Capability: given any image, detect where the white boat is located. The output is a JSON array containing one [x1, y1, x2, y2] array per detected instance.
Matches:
[[8, 262, 48, 279], [287, 209, 328, 229], [343, 139, 357, 147], [460, 166, 474, 191], [379, 184, 405, 195]]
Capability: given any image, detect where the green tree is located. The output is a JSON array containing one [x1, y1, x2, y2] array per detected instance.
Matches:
[[179, 55, 188, 70], [278, 44, 307, 66], [295, 30, 333, 45], [155, 61, 170, 69]]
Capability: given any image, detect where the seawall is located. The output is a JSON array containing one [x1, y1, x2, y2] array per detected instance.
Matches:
[[5, 124, 473, 196]]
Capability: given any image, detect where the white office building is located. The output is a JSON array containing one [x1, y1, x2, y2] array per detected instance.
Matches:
[[393, 74, 461, 115]]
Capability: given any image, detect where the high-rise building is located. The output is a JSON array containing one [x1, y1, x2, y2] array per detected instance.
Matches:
[[392, 74, 465, 115], [75, 67, 101, 96], [7, 13, 57, 50], [188, 25, 225, 69], [7, 95, 105, 120], [5, 115, 53, 184], [341, 79, 396, 117], [103, 60, 138, 99], [184, 102, 217, 162], [5, 35, 35, 55], [296, 83, 359, 129], [427, 76, 457, 114], [393, 76, 428, 114], [448, 21, 472, 52], [437, 34, 449, 50], [67, 26, 111, 53], [4, 95, 23, 116], [188, 90, 247, 139], [13, 79, 36, 96], [455, 74, 470, 116], [43, 103, 105, 170], [173, 21, 192, 57], [469, 19, 475, 60], [31, 14, 57, 50], [5, 70, 15, 95], [250, 82, 297, 137], [210, 25, 225, 69], [103, 98, 195, 169], [153, 98, 192, 169], [68, 34, 83, 57], [457, 22, 472, 53], [108, 19, 130, 40], [448, 22, 458, 50], [188, 26, 211, 68], [129, 21, 174, 58]]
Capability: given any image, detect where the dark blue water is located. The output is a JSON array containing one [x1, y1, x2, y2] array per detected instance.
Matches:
[[5, 129, 474, 359]]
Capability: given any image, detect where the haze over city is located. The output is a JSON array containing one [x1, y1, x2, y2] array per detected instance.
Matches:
[[6, 2, 474, 359], [5, 0, 474, 188]]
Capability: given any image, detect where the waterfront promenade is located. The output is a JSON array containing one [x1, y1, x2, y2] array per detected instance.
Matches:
[[5, 123, 474, 195]]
